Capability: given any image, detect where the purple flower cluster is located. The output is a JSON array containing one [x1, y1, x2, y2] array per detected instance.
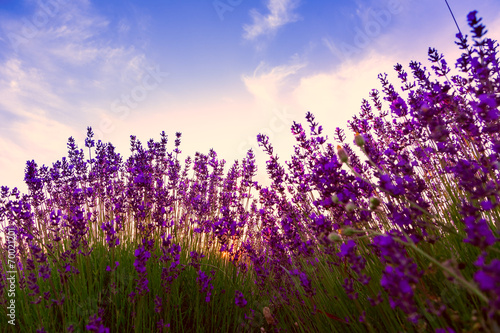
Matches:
[[337, 240, 370, 299], [132, 243, 152, 296], [235, 290, 247, 308], [188, 250, 205, 271], [159, 233, 186, 294], [372, 235, 422, 323], [0, 10, 499, 331], [196, 269, 215, 303], [474, 254, 500, 318], [86, 308, 109, 333], [289, 268, 315, 297]]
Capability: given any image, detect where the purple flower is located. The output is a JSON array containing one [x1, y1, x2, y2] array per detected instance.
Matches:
[[475, 269, 496, 290], [156, 319, 170, 331], [290, 268, 315, 297], [436, 328, 455, 333], [101, 221, 119, 248], [38, 264, 51, 280], [154, 295, 163, 313], [27, 272, 39, 296], [86, 317, 109, 333], [86, 308, 109, 333], [480, 200, 494, 211], [189, 251, 205, 271], [85, 127, 95, 149], [133, 245, 151, 295], [235, 290, 247, 308], [342, 277, 358, 300], [337, 240, 370, 288], [159, 234, 185, 294], [133, 246, 151, 274], [372, 235, 421, 321], [196, 270, 215, 303], [474, 256, 500, 317], [463, 217, 496, 250]]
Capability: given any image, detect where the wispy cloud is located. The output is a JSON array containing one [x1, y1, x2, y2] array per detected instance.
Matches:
[[0, 0, 147, 115], [292, 50, 397, 125], [243, 0, 301, 40], [0, 0, 152, 190], [0, 58, 70, 121], [242, 59, 306, 105]]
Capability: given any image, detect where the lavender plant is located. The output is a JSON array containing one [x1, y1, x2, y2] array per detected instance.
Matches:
[[1, 10, 499, 333]]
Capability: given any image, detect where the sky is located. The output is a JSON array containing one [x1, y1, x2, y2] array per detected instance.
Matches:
[[0, 0, 500, 193]]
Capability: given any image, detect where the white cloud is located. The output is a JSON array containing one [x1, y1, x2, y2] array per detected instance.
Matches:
[[0, 57, 83, 192], [0, 59, 68, 119], [291, 50, 398, 133], [0, 0, 152, 190], [118, 18, 131, 34], [243, 0, 301, 40], [242, 60, 306, 106], [0, 117, 77, 193]]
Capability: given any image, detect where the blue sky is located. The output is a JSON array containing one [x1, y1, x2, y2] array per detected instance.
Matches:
[[1, 0, 500, 192]]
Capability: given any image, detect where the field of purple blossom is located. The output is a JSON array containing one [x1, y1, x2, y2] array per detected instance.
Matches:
[[1, 10, 499, 333]]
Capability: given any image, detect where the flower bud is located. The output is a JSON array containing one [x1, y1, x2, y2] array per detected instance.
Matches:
[[331, 194, 339, 204], [263, 307, 275, 325], [345, 202, 356, 212], [354, 132, 365, 147], [369, 196, 380, 210], [342, 228, 356, 236], [337, 145, 349, 163], [328, 232, 342, 242]]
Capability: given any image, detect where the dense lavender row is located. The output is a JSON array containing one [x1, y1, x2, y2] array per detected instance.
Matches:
[[1, 10, 499, 332]]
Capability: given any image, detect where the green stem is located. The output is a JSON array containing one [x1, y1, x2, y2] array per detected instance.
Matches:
[[402, 239, 488, 303]]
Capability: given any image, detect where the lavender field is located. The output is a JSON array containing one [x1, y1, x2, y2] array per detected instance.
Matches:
[[1, 11, 499, 332]]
